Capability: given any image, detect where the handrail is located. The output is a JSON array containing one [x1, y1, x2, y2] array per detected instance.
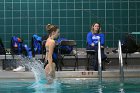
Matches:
[[98, 38, 102, 82], [118, 40, 124, 81]]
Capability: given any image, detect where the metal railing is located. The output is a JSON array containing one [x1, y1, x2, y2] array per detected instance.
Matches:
[[98, 38, 102, 82], [118, 40, 124, 81]]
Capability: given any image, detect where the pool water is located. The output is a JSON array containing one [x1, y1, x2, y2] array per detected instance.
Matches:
[[0, 78, 140, 93]]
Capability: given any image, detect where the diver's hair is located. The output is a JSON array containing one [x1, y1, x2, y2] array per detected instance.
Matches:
[[46, 24, 58, 35], [91, 22, 101, 33], [45, 24, 58, 39]]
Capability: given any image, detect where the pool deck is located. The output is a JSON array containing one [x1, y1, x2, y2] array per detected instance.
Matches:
[[0, 49, 139, 79], [0, 69, 140, 79]]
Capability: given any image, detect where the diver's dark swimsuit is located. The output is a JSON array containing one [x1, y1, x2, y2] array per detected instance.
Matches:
[[44, 59, 57, 69], [44, 60, 48, 69]]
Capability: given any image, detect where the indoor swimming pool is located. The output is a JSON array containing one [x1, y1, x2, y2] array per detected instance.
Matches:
[[0, 78, 139, 93]]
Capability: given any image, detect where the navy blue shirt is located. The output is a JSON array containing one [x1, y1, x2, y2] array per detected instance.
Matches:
[[87, 32, 105, 46]]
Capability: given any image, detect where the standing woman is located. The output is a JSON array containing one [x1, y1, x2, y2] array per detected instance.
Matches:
[[86, 22, 110, 71], [44, 24, 60, 80]]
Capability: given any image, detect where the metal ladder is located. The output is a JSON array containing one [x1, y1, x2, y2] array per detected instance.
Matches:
[[98, 38, 102, 82], [118, 40, 124, 81]]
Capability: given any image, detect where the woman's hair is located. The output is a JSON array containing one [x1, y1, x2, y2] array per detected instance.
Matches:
[[46, 24, 58, 36], [91, 22, 101, 33]]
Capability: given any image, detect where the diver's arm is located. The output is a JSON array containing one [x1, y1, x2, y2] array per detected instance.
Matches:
[[47, 40, 55, 73]]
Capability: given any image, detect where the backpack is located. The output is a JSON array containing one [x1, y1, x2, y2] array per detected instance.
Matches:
[[57, 38, 73, 54], [11, 36, 32, 58], [22, 44, 32, 58], [121, 34, 138, 53], [0, 38, 6, 55], [11, 36, 23, 55], [31, 34, 42, 56]]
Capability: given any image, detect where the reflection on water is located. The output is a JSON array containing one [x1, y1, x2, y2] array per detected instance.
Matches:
[[0, 78, 140, 93]]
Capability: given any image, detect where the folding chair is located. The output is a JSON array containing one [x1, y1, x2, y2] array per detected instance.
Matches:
[[0, 38, 6, 70], [58, 40, 78, 71], [86, 49, 96, 71], [86, 46, 107, 71]]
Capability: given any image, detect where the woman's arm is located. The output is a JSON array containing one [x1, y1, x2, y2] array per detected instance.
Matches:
[[100, 33, 105, 46], [48, 40, 55, 65], [87, 32, 94, 46]]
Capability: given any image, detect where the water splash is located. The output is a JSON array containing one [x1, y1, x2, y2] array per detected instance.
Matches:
[[17, 56, 61, 91], [20, 57, 46, 83]]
